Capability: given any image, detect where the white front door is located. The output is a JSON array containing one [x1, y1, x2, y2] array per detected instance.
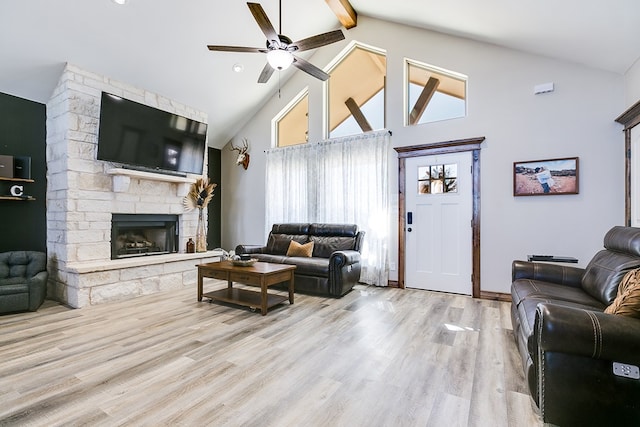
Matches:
[[405, 151, 472, 294]]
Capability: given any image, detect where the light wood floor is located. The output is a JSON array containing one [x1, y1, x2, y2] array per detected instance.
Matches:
[[0, 282, 542, 427]]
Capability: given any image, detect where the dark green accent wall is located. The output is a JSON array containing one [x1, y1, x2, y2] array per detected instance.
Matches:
[[0, 93, 47, 253], [207, 147, 221, 249]]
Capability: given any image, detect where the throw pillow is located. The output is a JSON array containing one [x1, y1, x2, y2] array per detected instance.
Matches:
[[604, 268, 640, 318], [286, 240, 314, 257]]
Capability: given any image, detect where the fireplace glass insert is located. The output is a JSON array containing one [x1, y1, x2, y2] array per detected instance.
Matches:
[[111, 214, 178, 259]]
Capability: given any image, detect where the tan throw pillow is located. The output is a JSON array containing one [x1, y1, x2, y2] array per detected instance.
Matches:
[[286, 240, 314, 257], [604, 268, 640, 318]]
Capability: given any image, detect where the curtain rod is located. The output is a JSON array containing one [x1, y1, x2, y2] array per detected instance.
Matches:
[[263, 129, 392, 152]]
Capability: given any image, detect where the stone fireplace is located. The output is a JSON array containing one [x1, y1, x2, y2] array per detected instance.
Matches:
[[45, 64, 220, 308], [111, 214, 178, 259]]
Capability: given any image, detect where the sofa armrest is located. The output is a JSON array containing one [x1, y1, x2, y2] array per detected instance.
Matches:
[[330, 250, 361, 266], [27, 270, 48, 286], [235, 245, 266, 255], [535, 302, 640, 365], [328, 250, 361, 296], [27, 270, 48, 311], [535, 302, 640, 425], [512, 260, 584, 288]]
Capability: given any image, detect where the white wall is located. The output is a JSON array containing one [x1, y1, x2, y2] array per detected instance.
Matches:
[[221, 16, 626, 294], [624, 57, 640, 108]]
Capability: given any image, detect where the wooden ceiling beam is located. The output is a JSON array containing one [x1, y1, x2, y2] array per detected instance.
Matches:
[[409, 77, 440, 125], [325, 0, 357, 29], [345, 97, 372, 132]]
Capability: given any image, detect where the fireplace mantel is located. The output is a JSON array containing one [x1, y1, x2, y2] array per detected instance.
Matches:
[[108, 168, 196, 193]]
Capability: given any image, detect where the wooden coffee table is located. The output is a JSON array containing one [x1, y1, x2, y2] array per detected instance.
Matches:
[[197, 260, 296, 315]]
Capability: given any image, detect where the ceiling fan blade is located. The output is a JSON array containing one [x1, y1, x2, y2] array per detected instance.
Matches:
[[247, 2, 279, 46], [207, 45, 266, 53], [257, 62, 275, 83], [292, 56, 330, 81], [290, 29, 345, 52]]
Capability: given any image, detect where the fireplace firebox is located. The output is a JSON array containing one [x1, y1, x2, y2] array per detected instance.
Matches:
[[111, 214, 178, 259]]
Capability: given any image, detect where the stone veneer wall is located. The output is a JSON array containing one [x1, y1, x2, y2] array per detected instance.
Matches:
[[46, 64, 219, 308]]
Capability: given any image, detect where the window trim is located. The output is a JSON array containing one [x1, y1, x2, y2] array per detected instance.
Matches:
[[271, 87, 309, 148], [323, 40, 387, 140], [403, 58, 468, 127]]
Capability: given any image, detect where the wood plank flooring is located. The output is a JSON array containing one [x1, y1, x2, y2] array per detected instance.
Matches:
[[0, 282, 542, 426]]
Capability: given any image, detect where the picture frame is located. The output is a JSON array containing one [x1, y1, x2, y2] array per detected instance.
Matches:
[[513, 157, 579, 196]]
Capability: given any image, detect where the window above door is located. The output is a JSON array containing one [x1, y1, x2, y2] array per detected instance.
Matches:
[[405, 59, 467, 126]]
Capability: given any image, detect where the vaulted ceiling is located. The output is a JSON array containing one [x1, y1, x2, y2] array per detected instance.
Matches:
[[1, 0, 639, 148]]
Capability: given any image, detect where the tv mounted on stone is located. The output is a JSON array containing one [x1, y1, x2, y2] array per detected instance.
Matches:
[[97, 92, 207, 176]]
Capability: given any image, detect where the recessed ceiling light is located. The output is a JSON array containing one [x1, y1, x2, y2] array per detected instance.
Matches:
[[232, 63, 244, 73], [112, 0, 127, 4]]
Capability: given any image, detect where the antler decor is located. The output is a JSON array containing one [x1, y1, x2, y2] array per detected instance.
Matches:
[[230, 138, 250, 170], [183, 177, 217, 212]]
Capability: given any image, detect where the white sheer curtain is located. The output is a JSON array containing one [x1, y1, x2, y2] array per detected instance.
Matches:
[[265, 130, 390, 286], [265, 143, 316, 224]]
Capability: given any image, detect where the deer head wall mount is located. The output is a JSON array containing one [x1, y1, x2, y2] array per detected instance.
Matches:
[[230, 138, 250, 170]]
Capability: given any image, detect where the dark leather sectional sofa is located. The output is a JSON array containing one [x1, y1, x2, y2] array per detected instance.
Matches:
[[236, 223, 364, 297], [510, 226, 640, 426]]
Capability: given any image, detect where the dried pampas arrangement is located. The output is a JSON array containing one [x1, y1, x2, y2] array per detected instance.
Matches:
[[184, 177, 217, 252], [183, 177, 216, 211]]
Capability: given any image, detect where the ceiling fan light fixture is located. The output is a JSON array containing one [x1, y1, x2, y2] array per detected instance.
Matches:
[[206, 3, 344, 83], [267, 49, 294, 70]]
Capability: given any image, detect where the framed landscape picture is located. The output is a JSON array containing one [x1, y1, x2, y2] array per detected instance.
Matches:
[[513, 157, 579, 196]]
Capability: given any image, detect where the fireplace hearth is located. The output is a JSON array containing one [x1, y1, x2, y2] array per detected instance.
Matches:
[[111, 214, 178, 259]]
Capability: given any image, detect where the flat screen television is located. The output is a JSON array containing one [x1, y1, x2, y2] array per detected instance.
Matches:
[[97, 92, 207, 176]]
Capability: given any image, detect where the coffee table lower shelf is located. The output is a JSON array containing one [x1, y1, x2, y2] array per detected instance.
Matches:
[[203, 288, 289, 312]]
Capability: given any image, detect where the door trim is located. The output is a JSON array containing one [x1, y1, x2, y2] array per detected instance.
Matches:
[[395, 137, 484, 298], [614, 99, 640, 226]]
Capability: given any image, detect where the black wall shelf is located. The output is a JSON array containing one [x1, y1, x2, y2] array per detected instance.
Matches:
[[0, 176, 35, 200]]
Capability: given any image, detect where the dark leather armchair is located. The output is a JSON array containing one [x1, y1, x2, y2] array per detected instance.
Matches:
[[0, 251, 48, 314], [511, 226, 640, 425], [236, 223, 364, 297]]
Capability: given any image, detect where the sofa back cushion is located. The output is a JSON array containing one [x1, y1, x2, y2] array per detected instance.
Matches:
[[308, 223, 358, 237], [307, 223, 358, 258], [265, 223, 311, 255], [0, 251, 47, 280], [582, 226, 640, 305], [271, 223, 310, 236], [309, 236, 356, 258], [267, 234, 308, 255]]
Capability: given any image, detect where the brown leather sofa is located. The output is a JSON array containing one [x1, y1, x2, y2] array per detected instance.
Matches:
[[236, 223, 364, 297], [510, 226, 640, 426]]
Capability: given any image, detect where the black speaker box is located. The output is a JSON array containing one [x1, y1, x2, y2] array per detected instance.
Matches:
[[13, 156, 31, 180]]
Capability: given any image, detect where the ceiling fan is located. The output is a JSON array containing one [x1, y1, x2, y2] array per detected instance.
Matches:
[[207, 1, 345, 83]]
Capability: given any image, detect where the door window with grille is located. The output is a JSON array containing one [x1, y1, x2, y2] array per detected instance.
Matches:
[[417, 163, 458, 194]]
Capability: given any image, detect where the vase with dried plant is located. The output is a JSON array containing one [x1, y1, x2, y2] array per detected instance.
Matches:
[[183, 177, 217, 252]]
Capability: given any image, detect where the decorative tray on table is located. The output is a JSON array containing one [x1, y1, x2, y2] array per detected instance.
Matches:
[[232, 258, 258, 267]]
